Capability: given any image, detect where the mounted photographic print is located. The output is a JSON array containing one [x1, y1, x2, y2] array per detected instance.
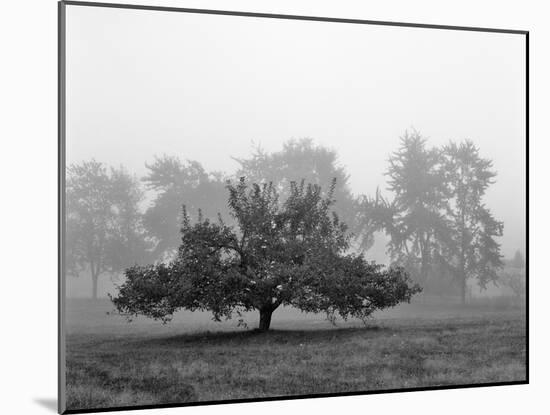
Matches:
[[58, 1, 528, 413]]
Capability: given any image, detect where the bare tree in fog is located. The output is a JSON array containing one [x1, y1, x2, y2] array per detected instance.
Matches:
[[440, 141, 504, 304], [142, 156, 228, 260], [112, 178, 421, 331], [66, 160, 151, 299]]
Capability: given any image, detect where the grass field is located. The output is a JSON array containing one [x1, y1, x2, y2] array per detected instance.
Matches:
[[64, 299, 526, 411]]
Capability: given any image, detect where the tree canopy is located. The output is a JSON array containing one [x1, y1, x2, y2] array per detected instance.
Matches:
[[112, 178, 421, 330]]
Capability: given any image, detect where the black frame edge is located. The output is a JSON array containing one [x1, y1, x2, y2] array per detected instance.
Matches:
[[61, 0, 528, 35], [63, 381, 528, 414], [525, 30, 530, 384]]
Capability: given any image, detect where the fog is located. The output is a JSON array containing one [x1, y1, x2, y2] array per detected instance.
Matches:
[[64, 5, 526, 298]]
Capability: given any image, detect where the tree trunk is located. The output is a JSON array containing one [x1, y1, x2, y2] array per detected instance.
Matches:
[[460, 275, 466, 305], [459, 204, 466, 305], [419, 234, 430, 285], [420, 254, 429, 285], [258, 308, 273, 331], [92, 273, 99, 300], [459, 251, 466, 305]]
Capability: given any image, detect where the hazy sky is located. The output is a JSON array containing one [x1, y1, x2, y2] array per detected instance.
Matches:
[[66, 5, 526, 258]]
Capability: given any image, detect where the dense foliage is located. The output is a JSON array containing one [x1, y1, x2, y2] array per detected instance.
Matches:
[[112, 178, 421, 330]]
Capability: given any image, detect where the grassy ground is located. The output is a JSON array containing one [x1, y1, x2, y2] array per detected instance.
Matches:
[[64, 299, 526, 411]]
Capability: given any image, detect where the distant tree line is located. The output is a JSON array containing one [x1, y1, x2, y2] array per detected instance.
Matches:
[[66, 133, 515, 305], [66, 138, 358, 299]]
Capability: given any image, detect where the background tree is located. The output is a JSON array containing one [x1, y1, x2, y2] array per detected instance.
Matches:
[[142, 155, 228, 260], [500, 250, 526, 303], [357, 131, 448, 287], [66, 160, 151, 299], [112, 178, 421, 330], [509, 250, 526, 269], [440, 140, 504, 304], [234, 138, 359, 236]]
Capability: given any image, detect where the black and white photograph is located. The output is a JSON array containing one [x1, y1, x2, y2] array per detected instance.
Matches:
[[59, 1, 527, 413]]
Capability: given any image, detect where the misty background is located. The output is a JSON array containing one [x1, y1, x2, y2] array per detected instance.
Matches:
[[64, 6, 525, 298]]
